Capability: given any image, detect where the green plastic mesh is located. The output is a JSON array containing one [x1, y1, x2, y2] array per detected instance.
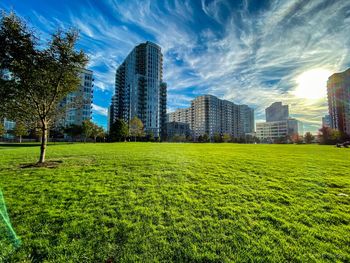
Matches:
[[0, 190, 21, 260]]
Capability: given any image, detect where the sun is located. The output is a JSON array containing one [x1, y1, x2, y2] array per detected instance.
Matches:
[[293, 68, 332, 100]]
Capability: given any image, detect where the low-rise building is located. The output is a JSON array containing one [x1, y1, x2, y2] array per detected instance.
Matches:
[[256, 118, 303, 142]]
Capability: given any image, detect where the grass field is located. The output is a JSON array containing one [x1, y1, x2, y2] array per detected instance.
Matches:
[[0, 143, 349, 262]]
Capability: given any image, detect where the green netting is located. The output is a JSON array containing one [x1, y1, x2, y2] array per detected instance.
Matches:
[[0, 190, 21, 260]]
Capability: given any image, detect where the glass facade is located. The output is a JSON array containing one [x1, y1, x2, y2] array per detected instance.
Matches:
[[111, 41, 167, 138]]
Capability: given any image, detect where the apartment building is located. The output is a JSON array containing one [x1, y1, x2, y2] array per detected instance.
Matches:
[[110, 41, 167, 138], [60, 68, 94, 126], [167, 95, 254, 139], [327, 68, 350, 136]]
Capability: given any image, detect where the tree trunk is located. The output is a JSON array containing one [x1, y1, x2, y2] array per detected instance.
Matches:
[[94, 136, 97, 143], [19, 135, 22, 143], [39, 123, 48, 163]]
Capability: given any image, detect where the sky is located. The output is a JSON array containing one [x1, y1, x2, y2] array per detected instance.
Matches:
[[2, 0, 350, 133]]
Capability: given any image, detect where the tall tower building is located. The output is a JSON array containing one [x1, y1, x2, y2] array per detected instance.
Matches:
[[239, 105, 255, 135], [111, 41, 167, 138], [60, 68, 93, 126], [322, 115, 331, 128], [265, 102, 289, 122], [327, 68, 350, 136]]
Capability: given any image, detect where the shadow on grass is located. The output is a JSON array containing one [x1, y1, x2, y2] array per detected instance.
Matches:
[[0, 142, 75, 148], [20, 160, 63, 169], [0, 143, 41, 148]]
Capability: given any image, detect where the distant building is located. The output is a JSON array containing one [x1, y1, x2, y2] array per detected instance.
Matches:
[[265, 102, 289, 122], [167, 108, 192, 124], [107, 95, 117, 133], [327, 68, 350, 136], [60, 68, 93, 126], [166, 122, 191, 140], [239, 105, 255, 135], [109, 41, 167, 138], [167, 94, 254, 140], [322, 115, 331, 127], [256, 118, 303, 142], [257, 102, 302, 142], [2, 118, 15, 139]]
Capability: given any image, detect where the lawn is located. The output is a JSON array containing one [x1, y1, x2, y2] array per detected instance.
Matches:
[[0, 143, 349, 262]]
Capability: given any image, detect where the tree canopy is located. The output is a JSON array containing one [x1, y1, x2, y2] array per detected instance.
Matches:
[[129, 117, 144, 141], [109, 119, 129, 142]]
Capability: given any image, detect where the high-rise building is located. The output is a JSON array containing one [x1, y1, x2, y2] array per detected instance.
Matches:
[[265, 102, 289, 122], [239, 105, 255, 135], [167, 95, 254, 139], [322, 115, 331, 127], [107, 95, 117, 133], [110, 41, 167, 138], [60, 68, 93, 126], [327, 68, 350, 136]]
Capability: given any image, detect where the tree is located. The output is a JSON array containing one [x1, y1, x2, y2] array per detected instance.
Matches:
[[109, 119, 129, 142], [0, 122, 5, 138], [290, 134, 303, 144], [222, 133, 231, 143], [82, 120, 94, 142], [197, 134, 210, 143], [318, 126, 341, 145], [213, 133, 222, 143], [0, 12, 87, 163], [91, 125, 105, 143], [13, 122, 28, 143], [304, 132, 314, 144], [147, 131, 155, 142], [129, 117, 144, 142]]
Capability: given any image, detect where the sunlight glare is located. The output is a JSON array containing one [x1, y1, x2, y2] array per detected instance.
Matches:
[[294, 68, 331, 100]]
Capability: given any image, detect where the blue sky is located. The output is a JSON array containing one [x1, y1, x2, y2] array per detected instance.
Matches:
[[2, 0, 350, 132]]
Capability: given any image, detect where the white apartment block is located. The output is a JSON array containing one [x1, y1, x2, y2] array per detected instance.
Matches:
[[167, 94, 254, 139], [256, 118, 303, 142]]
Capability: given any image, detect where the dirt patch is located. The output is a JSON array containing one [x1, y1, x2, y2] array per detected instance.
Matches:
[[20, 160, 63, 169]]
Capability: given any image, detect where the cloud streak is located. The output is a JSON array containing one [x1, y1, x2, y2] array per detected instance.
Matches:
[[2, 0, 350, 131]]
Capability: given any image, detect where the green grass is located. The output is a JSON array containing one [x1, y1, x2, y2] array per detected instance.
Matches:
[[0, 143, 349, 262]]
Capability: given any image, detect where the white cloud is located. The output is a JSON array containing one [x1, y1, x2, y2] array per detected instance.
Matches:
[[16, 0, 350, 132], [92, 104, 108, 116]]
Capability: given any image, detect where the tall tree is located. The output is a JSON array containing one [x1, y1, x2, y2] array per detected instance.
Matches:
[[318, 126, 341, 145], [91, 125, 105, 143], [129, 117, 144, 142], [13, 122, 28, 143], [304, 132, 314, 144], [82, 120, 94, 142], [0, 12, 87, 163], [222, 133, 231, 143], [109, 119, 129, 142]]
